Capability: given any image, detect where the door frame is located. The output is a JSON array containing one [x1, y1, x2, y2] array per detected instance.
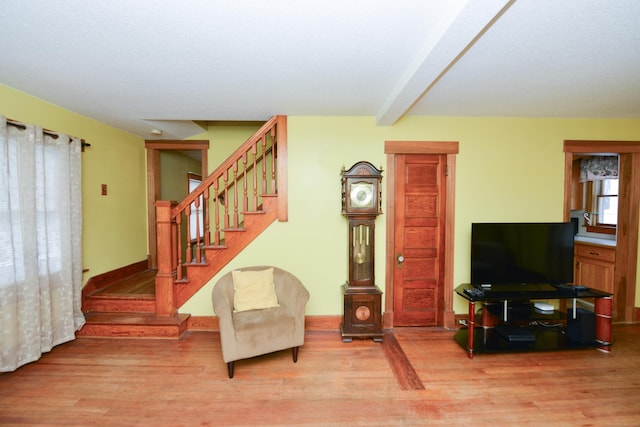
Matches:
[[145, 140, 209, 269], [384, 141, 459, 329], [563, 140, 640, 323]]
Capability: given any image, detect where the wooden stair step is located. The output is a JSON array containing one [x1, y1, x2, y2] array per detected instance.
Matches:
[[83, 294, 156, 313], [78, 312, 190, 339], [86, 268, 156, 297]]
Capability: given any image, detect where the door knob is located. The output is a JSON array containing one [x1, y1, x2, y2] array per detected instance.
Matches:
[[396, 254, 405, 266]]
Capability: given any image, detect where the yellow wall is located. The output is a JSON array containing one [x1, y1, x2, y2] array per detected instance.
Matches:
[[180, 116, 640, 316], [0, 84, 148, 282], [159, 150, 201, 201], [189, 121, 263, 175], [2, 83, 639, 315]]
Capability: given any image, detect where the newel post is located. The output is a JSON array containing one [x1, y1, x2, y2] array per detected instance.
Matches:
[[155, 200, 177, 316], [276, 115, 288, 222]]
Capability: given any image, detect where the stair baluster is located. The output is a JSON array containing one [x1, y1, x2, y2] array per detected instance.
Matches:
[[242, 152, 248, 214], [252, 143, 258, 209], [194, 197, 202, 263], [204, 187, 211, 247], [261, 134, 267, 195], [175, 214, 183, 281], [270, 127, 277, 194], [213, 180, 220, 246], [233, 160, 239, 229]]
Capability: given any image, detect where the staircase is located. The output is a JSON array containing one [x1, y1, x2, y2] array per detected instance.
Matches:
[[78, 116, 288, 338]]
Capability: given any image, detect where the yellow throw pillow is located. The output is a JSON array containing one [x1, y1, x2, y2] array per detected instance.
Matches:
[[232, 268, 279, 312]]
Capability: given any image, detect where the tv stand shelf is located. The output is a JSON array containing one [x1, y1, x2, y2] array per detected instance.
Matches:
[[454, 284, 613, 358]]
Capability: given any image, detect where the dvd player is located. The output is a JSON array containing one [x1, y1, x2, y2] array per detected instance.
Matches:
[[494, 324, 536, 343]]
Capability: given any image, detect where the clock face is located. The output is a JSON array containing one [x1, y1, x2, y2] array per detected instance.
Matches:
[[350, 182, 374, 208]]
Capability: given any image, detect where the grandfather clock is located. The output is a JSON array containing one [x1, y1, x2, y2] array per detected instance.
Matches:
[[340, 161, 383, 342]]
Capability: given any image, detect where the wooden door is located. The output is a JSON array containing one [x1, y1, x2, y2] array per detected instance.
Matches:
[[393, 154, 446, 326]]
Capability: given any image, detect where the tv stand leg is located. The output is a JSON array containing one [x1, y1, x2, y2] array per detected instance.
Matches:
[[594, 296, 613, 352], [467, 301, 475, 359]]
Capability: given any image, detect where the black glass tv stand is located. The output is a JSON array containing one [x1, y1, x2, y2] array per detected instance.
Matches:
[[454, 283, 613, 359]]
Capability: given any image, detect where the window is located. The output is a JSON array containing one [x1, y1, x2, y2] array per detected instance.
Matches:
[[595, 179, 618, 226], [188, 173, 203, 241], [585, 178, 618, 234], [1, 132, 71, 286]]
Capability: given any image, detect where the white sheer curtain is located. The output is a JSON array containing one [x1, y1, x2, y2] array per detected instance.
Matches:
[[0, 116, 85, 372]]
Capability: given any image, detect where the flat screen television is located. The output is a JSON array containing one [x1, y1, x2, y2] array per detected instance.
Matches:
[[470, 222, 574, 286]]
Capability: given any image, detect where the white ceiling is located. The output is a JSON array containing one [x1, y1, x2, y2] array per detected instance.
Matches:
[[2, 0, 639, 140]]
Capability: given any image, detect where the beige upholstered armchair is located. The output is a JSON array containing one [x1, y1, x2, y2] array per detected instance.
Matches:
[[211, 266, 310, 378]]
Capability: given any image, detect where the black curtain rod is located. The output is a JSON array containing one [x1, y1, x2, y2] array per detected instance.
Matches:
[[6, 118, 90, 149]]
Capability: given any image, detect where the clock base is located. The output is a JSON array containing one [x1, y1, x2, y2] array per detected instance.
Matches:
[[341, 323, 384, 343], [341, 284, 383, 342]]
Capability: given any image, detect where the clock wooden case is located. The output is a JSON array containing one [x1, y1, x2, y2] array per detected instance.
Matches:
[[340, 161, 383, 342]]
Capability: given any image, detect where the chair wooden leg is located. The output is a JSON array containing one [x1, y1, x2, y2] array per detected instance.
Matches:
[[292, 346, 299, 363], [227, 362, 234, 379]]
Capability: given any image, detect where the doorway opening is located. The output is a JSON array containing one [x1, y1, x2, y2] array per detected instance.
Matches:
[[563, 140, 640, 323], [145, 140, 209, 269]]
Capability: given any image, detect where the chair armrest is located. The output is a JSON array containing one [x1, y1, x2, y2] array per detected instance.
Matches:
[[275, 275, 310, 317], [212, 279, 235, 329]]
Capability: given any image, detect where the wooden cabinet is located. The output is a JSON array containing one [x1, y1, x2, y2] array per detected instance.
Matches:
[[570, 159, 584, 210], [574, 242, 615, 294]]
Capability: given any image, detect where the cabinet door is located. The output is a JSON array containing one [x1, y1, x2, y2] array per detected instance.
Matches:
[[575, 257, 615, 294]]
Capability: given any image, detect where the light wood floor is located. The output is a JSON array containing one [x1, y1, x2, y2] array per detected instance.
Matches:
[[2, 325, 640, 426]]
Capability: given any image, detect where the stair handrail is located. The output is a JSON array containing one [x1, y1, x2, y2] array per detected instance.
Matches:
[[172, 115, 281, 216]]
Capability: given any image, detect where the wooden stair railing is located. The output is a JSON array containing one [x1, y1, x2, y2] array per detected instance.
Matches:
[[155, 116, 288, 316]]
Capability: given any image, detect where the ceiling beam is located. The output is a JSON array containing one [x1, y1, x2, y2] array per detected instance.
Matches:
[[375, 0, 515, 126]]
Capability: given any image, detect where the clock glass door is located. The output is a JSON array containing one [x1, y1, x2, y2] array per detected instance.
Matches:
[[350, 222, 373, 284]]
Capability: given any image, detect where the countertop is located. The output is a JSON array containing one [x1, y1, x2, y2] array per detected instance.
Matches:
[[574, 235, 616, 247]]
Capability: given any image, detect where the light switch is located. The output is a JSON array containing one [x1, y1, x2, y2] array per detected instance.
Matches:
[[101, 184, 107, 196]]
